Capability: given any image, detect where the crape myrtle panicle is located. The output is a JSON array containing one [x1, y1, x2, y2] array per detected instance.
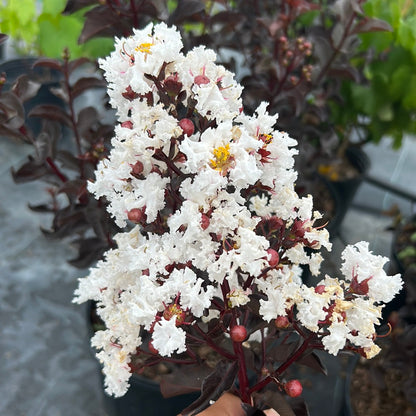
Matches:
[[74, 23, 403, 399]]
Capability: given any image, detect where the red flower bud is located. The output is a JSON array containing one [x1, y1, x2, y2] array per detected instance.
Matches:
[[267, 248, 280, 267], [179, 118, 195, 136], [230, 325, 248, 343], [127, 208, 144, 223], [315, 285, 326, 294], [284, 379, 303, 397], [131, 160, 144, 176], [275, 316, 290, 329]]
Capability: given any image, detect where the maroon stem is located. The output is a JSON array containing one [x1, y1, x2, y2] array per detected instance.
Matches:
[[233, 340, 250, 404], [46, 157, 67, 183], [193, 324, 236, 361]]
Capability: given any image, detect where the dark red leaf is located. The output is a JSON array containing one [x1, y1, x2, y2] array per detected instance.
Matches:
[[11, 159, 51, 183], [180, 360, 239, 416], [68, 237, 109, 268], [49, 86, 69, 103], [68, 57, 91, 75], [353, 17, 392, 34], [32, 58, 63, 72], [57, 150, 82, 171], [77, 106, 99, 136], [169, 0, 205, 25], [71, 76, 106, 99], [28, 203, 55, 213], [79, 6, 124, 43], [297, 351, 328, 376], [159, 364, 211, 398], [210, 11, 245, 27], [63, 0, 99, 14], [28, 104, 72, 127], [0, 91, 25, 129], [253, 390, 296, 416], [12, 75, 41, 102]]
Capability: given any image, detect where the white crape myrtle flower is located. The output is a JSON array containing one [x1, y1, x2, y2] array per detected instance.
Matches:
[[176, 45, 243, 121], [152, 317, 187, 357], [99, 22, 184, 117], [341, 241, 403, 303], [258, 266, 304, 320], [322, 321, 350, 355]]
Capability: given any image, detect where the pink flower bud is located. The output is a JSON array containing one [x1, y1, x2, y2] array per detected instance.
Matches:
[[230, 325, 248, 343], [194, 74, 210, 86], [179, 118, 195, 136], [315, 285, 326, 294], [121, 121, 133, 129], [267, 248, 280, 267], [284, 379, 303, 397]]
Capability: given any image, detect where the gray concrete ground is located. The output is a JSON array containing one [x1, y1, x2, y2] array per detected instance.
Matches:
[[0, 133, 414, 416]]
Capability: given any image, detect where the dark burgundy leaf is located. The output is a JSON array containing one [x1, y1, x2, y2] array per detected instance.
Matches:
[[79, 6, 124, 43], [160, 364, 212, 398], [57, 150, 82, 172], [169, 0, 205, 25], [63, 0, 99, 14], [297, 351, 327, 376], [68, 237, 109, 268], [35, 130, 56, 161], [58, 179, 86, 197], [0, 124, 28, 141], [28, 104, 72, 128], [28, 203, 55, 213], [210, 11, 245, 27], [32, 58, 63, 72], [12, 75, 41, 102], [353, 17, 392, 34], [287, 397, 310, 416], [267, 341, 299, 364], [71, 76, 106, 99], [0, 91, 25, 129], [11, 159, 51, 183], [0, 33, 8, 45], [49, 86, 69, 103], [253, 390, 296, 416], [77, 106, 99, 136], [180, 360, 238, 415], [68, 57, 91, 75]]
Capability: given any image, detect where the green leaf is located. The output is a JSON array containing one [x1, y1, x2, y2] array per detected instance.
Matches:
[[42, 0, 66, 15], [402, 75, 416, 110]]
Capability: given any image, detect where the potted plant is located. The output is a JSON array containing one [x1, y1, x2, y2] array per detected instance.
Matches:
[[71, 22, 403, 415]]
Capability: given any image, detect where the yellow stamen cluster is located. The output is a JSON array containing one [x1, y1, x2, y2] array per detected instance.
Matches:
[[210, 144, 232, 172], [135, 43, 153, 55], [259, 133, 273, 144]]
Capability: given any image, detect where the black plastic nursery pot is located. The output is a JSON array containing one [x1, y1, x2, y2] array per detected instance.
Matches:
[[320, 147, 370, 237], [103, 374, 200, 416]]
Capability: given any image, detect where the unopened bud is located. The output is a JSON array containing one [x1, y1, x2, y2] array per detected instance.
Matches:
[[230, 325, 248, 343], [275, 315, 290, 329], [127, 208, 145, 223], [267, 248, 280, 267], [284, 379, 302, 397], [179, 118, 195, 136]]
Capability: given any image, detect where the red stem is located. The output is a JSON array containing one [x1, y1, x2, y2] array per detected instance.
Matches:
[[233, 340, 250, 404], [46, 157, 67, 183]]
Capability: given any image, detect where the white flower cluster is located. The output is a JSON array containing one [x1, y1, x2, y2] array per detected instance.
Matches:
[[74, 23, 403, 397]]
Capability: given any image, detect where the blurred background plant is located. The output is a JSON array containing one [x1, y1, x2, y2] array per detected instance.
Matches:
[[0, 0, 114, 58]]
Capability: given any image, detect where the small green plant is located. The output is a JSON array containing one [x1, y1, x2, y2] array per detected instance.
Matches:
[[332, 0, 416, 148], [0, 0, 114, 58]]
